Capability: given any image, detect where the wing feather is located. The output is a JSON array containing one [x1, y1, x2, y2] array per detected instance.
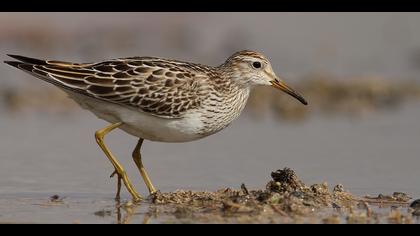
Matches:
[[5, 55, 211, 118]]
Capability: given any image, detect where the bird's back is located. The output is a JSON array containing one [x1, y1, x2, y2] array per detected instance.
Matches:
[[4, 54, 216, 119]]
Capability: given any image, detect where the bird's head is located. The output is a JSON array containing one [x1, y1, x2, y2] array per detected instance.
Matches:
[[221, 50, 307, 105]]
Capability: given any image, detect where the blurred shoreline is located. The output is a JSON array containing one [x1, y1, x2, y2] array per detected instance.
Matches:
[[2, 74, 419, 122]]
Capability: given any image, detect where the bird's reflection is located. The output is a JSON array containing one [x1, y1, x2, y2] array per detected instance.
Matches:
[[93, 199, 153, 224], [114, 199, 152, 224]]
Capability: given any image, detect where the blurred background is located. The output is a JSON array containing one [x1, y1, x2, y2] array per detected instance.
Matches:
[[1, 13, 420, 201]]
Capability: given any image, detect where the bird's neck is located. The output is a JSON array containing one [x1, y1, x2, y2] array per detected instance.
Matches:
[[216, 63, 253, 88]]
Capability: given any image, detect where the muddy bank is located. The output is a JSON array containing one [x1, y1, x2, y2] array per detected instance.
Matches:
[[131, 168, 417, 223]]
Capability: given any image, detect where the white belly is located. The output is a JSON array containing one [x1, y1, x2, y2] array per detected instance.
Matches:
[[67, 92, 208, 142]]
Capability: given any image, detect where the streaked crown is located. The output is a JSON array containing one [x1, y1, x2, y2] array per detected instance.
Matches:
[[225, 50, 269, 64]]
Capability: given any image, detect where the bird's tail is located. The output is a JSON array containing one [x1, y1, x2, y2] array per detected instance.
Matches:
[[4, 54, 96, 92]]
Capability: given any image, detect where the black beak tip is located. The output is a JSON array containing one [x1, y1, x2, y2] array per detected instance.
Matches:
[[296, 95, 308, 105]]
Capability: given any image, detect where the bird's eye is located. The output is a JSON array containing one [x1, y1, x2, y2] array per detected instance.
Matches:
[[252, 61, 262, 69]]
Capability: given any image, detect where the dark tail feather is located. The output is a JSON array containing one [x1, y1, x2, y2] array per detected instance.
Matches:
[[4, 57, 73, 92], [4, 60, 24, 68], [4, 60, 36, 73], [6, 54, 47, 65]]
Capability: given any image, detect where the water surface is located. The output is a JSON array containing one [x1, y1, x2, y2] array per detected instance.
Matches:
[[0, 102, 419, 223]]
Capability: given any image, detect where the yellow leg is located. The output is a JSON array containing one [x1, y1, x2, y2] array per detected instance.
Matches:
[[132, 139, 157, 195], [95, 123, 142, 202]]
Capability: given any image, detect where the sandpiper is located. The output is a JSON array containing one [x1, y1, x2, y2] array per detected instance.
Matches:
[[4, 50, 307, 202]]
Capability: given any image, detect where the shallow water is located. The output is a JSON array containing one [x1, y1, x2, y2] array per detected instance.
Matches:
[[0, 102, 419, 223]]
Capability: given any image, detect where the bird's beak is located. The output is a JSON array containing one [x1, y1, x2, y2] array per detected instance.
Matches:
[[270, 78, 308, 105]]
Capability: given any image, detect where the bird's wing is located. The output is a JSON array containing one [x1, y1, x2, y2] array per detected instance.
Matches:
[[5, 55, 211, 118]]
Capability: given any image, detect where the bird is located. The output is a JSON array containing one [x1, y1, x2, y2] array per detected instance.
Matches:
[[4, 50, 307, 202]]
